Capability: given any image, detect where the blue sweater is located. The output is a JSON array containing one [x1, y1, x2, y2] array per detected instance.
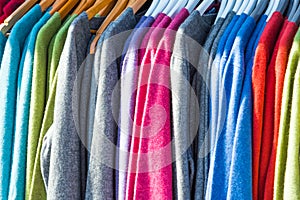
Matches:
[[224, 16, 256, 200], [9, 11, 51, 200], [0, 33, 7, 67], [206, 13, 249, 200], [0, 5, 43, 199], [209, 14, 239, 158]]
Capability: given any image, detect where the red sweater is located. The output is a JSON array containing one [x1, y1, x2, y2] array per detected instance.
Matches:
[[0, 0, 10, 16], [258, 19, 288, 200], [0, 0, 24, 23], [251, 12, 284, 200], [263, 21, 298, 200]]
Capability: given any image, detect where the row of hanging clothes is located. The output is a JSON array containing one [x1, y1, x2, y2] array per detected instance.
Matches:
[[0, 0, 299, 199]]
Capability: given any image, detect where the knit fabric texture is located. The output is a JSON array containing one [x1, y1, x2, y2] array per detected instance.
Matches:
[[85, 8, 139, 200], [251, 12, 284, 200], [170, 11, 216, 200], [117, 15, 155, 200], [269, 22, 298, 199], [126, 13, 171, 200], [26, 12, 62, 200], [0, 5, 42, 199], [46, 12, 104, 200], [0, 0, 24, 23], [29, 14, 79, 200], [283, 28, 300, 199]]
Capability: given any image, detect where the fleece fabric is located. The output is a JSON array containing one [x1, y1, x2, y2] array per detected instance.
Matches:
[[170, 11, 216, 200], [207, 16, 255, 200], [208, 12, 244, 198], [274, 28, 300, 200], [269, 22, 298, 199], [0, 0, 24, 23], [126, 13, 172, 200], [29, 14, 79, 200], [0, 33, 7, 66], [283, 34, 300, 198], [0, 0, 9, 16], [132, 9, 189, 200], [85, 8, 140, 200], [261, 21, 297, 200], [0, 5, 42, 199], [251, 12, 284, 200], [117, 15, 155, 200], [9, 11, 51, 200], [210, 11, 236, 59], [26, 12, 62, 200], [241, 15, 266, 200], [208, 13, 239, 159], [45, 13, 104, 200]]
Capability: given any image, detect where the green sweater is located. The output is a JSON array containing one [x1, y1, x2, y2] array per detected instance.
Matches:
[[274, 28, 300, 200], [28, 14, 78, 200], [283, 28, 300, 199], [26, 12, 62, 200]]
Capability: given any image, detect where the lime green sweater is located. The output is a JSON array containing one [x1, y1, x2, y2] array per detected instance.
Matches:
[[28, 14, 78, 200], [26, 12, 62, 200], [274, 28, 300, 200], [283, 28, 300, 199]]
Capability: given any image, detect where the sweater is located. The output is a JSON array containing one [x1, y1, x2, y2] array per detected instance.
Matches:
[[283, 34, 300, 198], [269, 25, 298, 199], [85, 8, 139, 200], [133, 9, 189, 200], [126, 13, 171, 200], [0, 33, 7, 67], [170, 11, 216, 200], [29, 14, 79, 200], [10, 11, 51, 200], [251, 12, 284, 200], [26, 12, 62, 200], [46, 13, 104, 200], [0, 5, 42, 199], [117, 16, 155, 200], [0, 0, 24, 23]]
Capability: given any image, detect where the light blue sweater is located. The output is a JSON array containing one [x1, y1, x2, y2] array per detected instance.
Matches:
[[9, 11, 51, 200], [0, 5, 43, 199]]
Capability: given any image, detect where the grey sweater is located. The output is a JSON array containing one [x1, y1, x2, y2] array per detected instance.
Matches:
[[44, 13, 104, 200], [170, 11, 216, 200], [85, 8, 140, 200]]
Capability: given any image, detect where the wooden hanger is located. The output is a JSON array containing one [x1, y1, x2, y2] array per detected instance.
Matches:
[[0, 0, 39, 34], [250, 0, 268, 21], [86, 0, 114, 19], [57, 0, 80, 20], [98, 0, 116, 16], [89, 0, 129, 54], [73, 0, 89, 15], [40, 0, 56, 12], [50, 0, 68, 15], [127, 0, 148, 14]]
